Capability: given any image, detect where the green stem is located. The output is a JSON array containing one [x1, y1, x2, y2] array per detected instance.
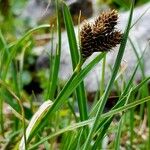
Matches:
[[82, 1, 134, 149], [46, 0, 61, 100], [45, 60, 83, 117], [100, 55, 106, 97], [0, 80, 27, 149], [0, 92, 4, 136]]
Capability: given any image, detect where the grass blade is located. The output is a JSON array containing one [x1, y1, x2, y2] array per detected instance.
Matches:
[[62, 1, 88, 123], [46, 0, 61, 100], [29, 95, 150, 149], [2, 24, 50, 80], [19, 100, 53, 150], [83, 1, 134, 149], [20, 52, 105, 144]]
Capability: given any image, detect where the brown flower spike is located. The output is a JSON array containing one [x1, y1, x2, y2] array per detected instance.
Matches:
[[80, 10, 122, 59]]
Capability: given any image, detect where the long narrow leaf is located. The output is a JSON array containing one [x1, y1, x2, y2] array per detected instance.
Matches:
[[20, 52, 105, 144], [46, 0, 61, 100], [83, 1, 134, 149], [62, 1, 88, 122], [29, 95, 150, 150], [2, 24, 50, 79]]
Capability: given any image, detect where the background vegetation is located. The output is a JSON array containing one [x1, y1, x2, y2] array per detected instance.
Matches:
[[0, 0, 150, 149]]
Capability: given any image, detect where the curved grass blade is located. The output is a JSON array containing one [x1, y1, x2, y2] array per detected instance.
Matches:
[[29, 95, 150, 150], [2, 24, 50, 79], [0, 30, 9, 135], [21, 52, 105, 145], [0, 79, 28, 149], [46, 0, 61, 100], [89, 60, 145, 148], [62, 1, 88, 123], [82, 1, 135, 149], [19, 100, 53, 150], [30, 92, 149, 149], [130, 6, 150, 29]]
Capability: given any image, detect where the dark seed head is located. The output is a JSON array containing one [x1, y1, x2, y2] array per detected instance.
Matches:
[[80, 10, 122, 59], [94, 10, 118, 32], [80, 22, 94, 58]]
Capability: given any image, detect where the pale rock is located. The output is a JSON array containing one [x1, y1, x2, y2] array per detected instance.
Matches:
[[34, 3, 150, 92], [42, 2, 150, 92]]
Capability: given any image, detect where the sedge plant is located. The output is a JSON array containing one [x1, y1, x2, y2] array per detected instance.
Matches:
[[1, 0, 150, 149]]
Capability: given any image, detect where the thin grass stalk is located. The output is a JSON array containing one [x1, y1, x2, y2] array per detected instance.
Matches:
[[92, 117, 113, 149], [130, 38, 150, 148], [21, 41, 31, 89], [144, 86, 150, 149], [31, 72, 147, 149], [0, 25, 49, 144], [130, 6, 150, 29], [147, 102, 150, 149], [102, 96, 150, 119], [61, 132, 71, 150], [91, 90, 100, 110], [11, 42, 30, 133], [0, 79, 27, 149], [90, 62, 145, 120], [67, 100, 78, 122], [74, 128, 85, 150], [89, 42, 143, 118], [82, 1, 134, 149], [45, 29, 55, 99], [129, 98, 134, 147], [100, 55, 106, 97], [46, 0, 61, 100], [90, 61, 139, 147], [29, 95, 150, 150], [11, 61, 22, 132], [24, 52, 105, 145], [62, 1, 88, 123], [0, 91, 4, 136], [113, 0, 129, 9], [0, 92, 28, 123], [129, 38, 149, 126], [96, 87, 129, 148], [93, 60, 140, 140], [0, 30, 9, 75], [2, 24, 50, 80], [114, 117, 123, 150], [69, 131, 81, 150], [129, 37, 145, 77], [12, 62, 21, 97], [0, 30, 9, 135], [115, 88, 133, 149]]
